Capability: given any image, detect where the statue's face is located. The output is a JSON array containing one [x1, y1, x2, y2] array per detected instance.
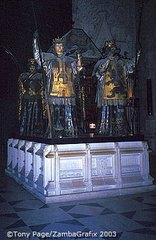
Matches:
[[110, 44, 117, 53], [55, 43, 64, 55], [29, 65, 36, 72]]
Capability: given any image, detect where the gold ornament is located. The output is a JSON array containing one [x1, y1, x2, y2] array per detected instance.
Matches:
[[105, 40, 115, 47], [52, 37, 63, 44], [28, 58, 37, 66]]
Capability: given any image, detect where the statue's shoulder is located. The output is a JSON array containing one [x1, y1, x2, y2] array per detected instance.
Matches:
[[64, 55, 76, 62], [43, 52, 56, 61], [94, 58, 107, 69], [33, 72, 43, 79], [19, 72, 29, 80]]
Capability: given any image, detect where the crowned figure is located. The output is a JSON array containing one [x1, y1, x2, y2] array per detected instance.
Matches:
[[92, 40, 134, 136], [33, 32, 82, 138]]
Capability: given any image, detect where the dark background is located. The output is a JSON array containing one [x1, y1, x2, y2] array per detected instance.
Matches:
[[0, 0, 72, 158], [0, 0, 72, 99]]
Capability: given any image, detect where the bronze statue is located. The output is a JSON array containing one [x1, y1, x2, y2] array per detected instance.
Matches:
[[33, 33, 82, 138], [92, 41, 134, 136], [18, 59, 45, 137]]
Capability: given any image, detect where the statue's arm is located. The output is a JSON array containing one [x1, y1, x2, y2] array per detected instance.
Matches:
[[124, 59, 135, 74], [93, 58, 110, 79], [77, 53, 83, 72], [33, 32, 55, 68], [18, 73, 25, 119]]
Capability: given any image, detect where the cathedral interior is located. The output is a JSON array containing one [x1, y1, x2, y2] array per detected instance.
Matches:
[[0, 0, 156, 239]]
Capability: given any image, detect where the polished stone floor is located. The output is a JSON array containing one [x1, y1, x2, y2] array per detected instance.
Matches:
[[0, 173, 156, 240]]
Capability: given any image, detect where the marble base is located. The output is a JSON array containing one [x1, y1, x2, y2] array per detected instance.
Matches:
[[6, 138, 155, 203]]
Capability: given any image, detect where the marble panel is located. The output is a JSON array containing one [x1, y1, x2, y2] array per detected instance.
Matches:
[[6, 138, 155, 203]]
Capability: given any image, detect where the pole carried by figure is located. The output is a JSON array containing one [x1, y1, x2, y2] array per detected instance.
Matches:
[[31, 0, 53, 138]]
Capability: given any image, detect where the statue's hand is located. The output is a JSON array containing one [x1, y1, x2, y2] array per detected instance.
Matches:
[[77, 52, 83, 71], [98, 68, 106, 74], [33, 30, 39, 39]]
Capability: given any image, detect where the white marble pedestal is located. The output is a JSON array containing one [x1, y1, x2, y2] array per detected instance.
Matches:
[[6, 138, 155, 203]]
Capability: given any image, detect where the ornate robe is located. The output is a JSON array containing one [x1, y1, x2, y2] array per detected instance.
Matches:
[[93, 55, 134, 136], [33, 41, 79, 138], [18, 71, 44, 137]]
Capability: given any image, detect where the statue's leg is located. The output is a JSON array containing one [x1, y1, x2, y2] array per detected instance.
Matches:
[[53, 104, 64, 138], [115, 105, 130, 136], [97, 106, 110, 135], [64, 105, 76, 137]]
